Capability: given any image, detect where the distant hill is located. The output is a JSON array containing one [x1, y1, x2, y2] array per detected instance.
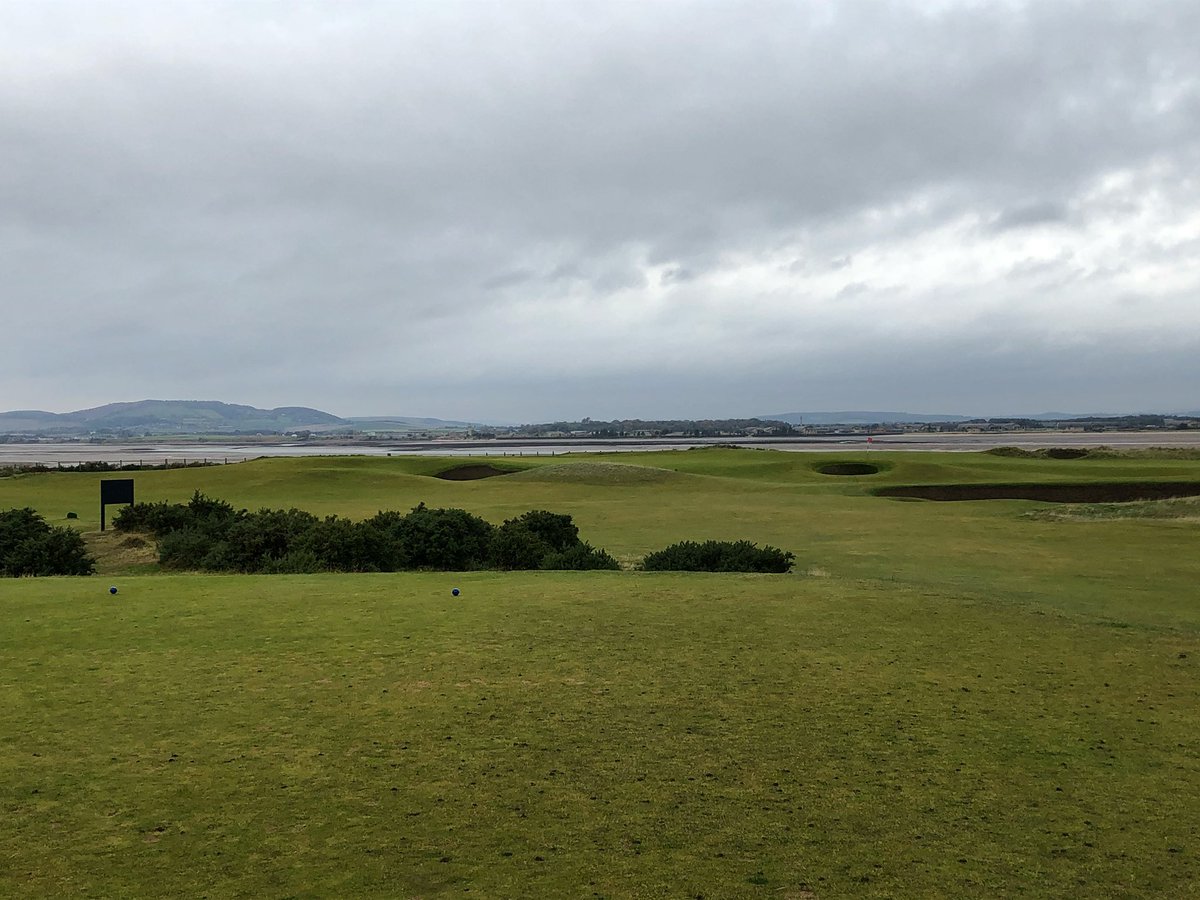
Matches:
[[0, 400, 487, 436], [760, 411, 969, 425], [0, 400, 343, 435]]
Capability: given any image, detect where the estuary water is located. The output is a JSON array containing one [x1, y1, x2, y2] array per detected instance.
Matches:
[[3, 430, 1199, 466]]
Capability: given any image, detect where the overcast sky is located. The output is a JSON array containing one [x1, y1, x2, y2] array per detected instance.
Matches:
[[2, 1, 1198, 421]]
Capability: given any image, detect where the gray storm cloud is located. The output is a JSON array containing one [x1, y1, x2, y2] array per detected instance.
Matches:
[[1, 0, 1198, 419]]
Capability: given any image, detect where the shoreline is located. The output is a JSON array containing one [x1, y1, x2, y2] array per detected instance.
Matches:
[[3, 429, 1200, 465]]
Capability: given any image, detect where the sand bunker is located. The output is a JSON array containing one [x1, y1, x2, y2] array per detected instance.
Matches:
[[816, 462, 880, 476], [433, 464, 512, 481], [875, 482, 1200, 503]]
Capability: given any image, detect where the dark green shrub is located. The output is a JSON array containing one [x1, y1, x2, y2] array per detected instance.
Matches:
[[295, 517, 386, 572], [0, 507, 95, 576], [388, 504, 495, 570], [488, 510, 588, 569], [542, 542, 620, 571], [260, 549, 324, 574], [361, 510, 410, 570], [219, 508, 321, 572], [640, 540, 794, 573], [111, 491, 614, 575], [505, 510, 580, 552], [185, 491, 241, 531], [488, 521, 553, 570], [157, 528, 219, 570], [37, 527, 96, 576], [115, 492, 242, 538], [114, 499, 193, 535]]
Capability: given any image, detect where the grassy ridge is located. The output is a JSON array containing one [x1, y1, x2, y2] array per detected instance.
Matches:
[[11, 448, 1200, 528], [3, 449, 1200, 896], [6, 448, 1197, 628]]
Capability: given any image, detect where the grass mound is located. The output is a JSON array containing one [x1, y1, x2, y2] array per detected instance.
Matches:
[[506, 462, 678, 485], [815, 461, 880, 476], [875, 481, 1200, 502]]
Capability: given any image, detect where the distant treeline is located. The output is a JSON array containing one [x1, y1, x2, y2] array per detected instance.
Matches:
[[511, 417, 795, 437], [961, 414, 1197, 429], [1, 461, 219, 479]]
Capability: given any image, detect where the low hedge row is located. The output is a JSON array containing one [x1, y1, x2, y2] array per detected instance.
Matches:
[[115, 493, 619, 573], [114, 493, 796, 575]]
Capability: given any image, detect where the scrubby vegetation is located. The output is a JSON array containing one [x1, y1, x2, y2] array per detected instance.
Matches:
[[0, 507, 95, 576], [1, 460, 219, 479], [640, 539, 794, 573], [1025, 495, 1200, 521], [115, 492, 620, 573], [116, 493, 792, 573]]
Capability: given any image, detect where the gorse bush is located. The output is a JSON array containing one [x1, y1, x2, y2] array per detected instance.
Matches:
[[507, 510, 580, 553], [640, 540, 794, 573], [1, 507, 95, 577], [115, 494, 621, 574], [387, 504, 494, 570], [488, 520, 553, 570], [542, 542, 620, 571], [112, 494, 792, 575]]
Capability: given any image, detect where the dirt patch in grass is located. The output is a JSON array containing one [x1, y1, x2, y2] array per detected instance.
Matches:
[[83, 529, 160, 573], [816, 462, 880, 476], [875, 481, 1200, 503], [433, 464, 513, 481]]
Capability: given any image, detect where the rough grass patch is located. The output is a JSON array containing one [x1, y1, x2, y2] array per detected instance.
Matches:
[[1024, 496, 1200, 522]]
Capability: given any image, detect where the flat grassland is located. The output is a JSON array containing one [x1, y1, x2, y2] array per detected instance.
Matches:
[[2, 449, 1199, 897]]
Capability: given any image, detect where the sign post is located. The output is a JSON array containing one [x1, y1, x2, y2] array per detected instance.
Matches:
[[100, 479, 135, 531]]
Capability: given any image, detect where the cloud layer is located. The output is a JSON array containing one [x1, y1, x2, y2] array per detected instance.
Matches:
[[3, 1, 1198, 419]]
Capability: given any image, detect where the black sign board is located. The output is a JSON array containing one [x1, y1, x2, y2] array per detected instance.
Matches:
[[100, 478, 135, 531]]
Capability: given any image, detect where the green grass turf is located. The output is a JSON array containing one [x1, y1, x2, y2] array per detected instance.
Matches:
[[3, 449, 1200, 896], [3, 574, 1198, 898]]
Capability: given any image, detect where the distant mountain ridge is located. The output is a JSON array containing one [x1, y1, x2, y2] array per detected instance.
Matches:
[[0, 400, 488, 436], [4, 401, 1195, 436], [0, 400, 345, 435]]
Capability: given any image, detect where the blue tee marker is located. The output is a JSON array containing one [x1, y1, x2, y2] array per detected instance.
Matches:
[[109, 586, 118, 595], [451, 588, 460, 597]]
